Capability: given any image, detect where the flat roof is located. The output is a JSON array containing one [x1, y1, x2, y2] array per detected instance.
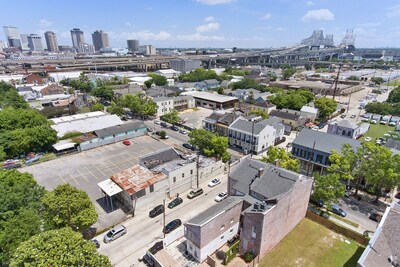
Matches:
[[98, 179, 123, 196], [52, 140, 76, 151], [110, 165, 167, 195], [184, 91, 238, 103]]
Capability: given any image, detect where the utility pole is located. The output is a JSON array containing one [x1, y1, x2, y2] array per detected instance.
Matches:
[[196, 155, 200, 189], [163, 198, 166, 238], [332, 65, 341, 100], [227, 160, 231, 197], [250, 119, 255, 158]]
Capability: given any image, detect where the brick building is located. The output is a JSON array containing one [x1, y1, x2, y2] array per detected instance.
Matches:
[[24, 73, 47, 85]]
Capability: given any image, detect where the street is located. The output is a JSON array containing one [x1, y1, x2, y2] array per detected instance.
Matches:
[[96, 173, 229, 267]]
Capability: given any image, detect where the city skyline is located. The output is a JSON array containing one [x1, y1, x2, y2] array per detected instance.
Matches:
[[1, 0, 400, 49]]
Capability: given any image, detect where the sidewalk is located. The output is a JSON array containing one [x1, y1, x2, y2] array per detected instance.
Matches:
[[328, 216, 364, 235]]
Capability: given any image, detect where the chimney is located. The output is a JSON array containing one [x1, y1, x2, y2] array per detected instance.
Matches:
[[258, 168, 264, 177]]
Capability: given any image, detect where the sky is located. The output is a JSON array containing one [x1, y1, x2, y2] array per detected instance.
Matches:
[[1, 0, 400, 49]]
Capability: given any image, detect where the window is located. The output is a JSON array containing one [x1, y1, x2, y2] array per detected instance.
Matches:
[[190, 170, 193, 175], [182, 173, 185, 178], [230, 218, 234, 224], [173, 177, 176, 183], [230, 229, 233, 234], [251, 226, 257, 238], [149, 185, 154, 193], [220, 235, 224, 240], [221, 224, 225, 230]]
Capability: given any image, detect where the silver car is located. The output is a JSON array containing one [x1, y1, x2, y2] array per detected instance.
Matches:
[[103, 225, 127, 243]]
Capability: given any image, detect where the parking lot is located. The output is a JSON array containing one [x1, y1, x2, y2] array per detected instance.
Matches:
[[179, 107, 214, 129], [21, 135, 171, 230]]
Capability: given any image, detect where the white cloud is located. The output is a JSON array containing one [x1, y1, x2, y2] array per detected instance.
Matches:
[[260, 13, 272, 20], [204, 16, 215, 22], [356, 22, 382, 28], [386, 5, 400, 18], [196, 22, 220, 32], [39, 19, 53, 27], [177, 33, 226, 41], [301, 9, 335, 21], [196, 0, 236, 5], [276, 27, 285, 31], [306, 1, 314, 6], [119, 30, 171, 41]]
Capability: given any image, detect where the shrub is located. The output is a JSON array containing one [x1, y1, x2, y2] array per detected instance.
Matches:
[[216, 250, 226, 260], [243, 251, 255, 263]]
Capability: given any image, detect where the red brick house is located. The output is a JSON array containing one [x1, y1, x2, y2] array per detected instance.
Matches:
[[24, 73, 47, 85], [41, 83, 65, 96]]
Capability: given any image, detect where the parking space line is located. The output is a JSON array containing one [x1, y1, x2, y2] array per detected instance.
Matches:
[[93, 165, 107, 176], [77, 169, 89, 182], [108, 159, 122, 171], [58, 174, 67, 184], [68, 173, 80, 185], [85, 167, 99, 180]]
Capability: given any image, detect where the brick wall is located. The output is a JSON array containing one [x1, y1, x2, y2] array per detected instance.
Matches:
[[240, 177, 313, 256]]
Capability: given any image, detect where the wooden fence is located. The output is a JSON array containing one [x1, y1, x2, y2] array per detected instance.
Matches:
[[306, 211, 369, 245]]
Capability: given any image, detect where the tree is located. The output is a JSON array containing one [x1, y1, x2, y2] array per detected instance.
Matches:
[[387, 87, 400, 103], [347, 75, 359, 81], [282, 67, 296, 80], [91, 86, 114, 101], [106, 101, 124, 116], [296, 89, 315, 103], [312, 172, 345, 207], [148, 73, 168, 86], [161, 110, 181, 125], [270, 91, 308, 110], [314, 97, 337, 119], [371, 77, 384, 85], [250, 110, 269, 119], [189, 129, 230, 162], [120, 94, 157, 119], [144, 79, 153, 88], [179, 68, 218, 82], [91, 102, 104, 112], [0, 170, 45, 264], [0, 146, 5, 161], [10, 227, 111, 267], [42, 184, 98, 231], [0, 81, 29, 109], [364, 102, 393, 115], [159, 130, 167, 139], [261, 147, 300, 173]]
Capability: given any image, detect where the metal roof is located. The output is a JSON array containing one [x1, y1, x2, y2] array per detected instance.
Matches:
[[98, 179, 123, 196], [95, 121, 146, 138], [184, 91, 238, 103]]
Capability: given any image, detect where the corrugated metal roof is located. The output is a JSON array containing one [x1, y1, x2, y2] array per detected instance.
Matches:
[[95, 121, 146, 138], [98, 179, 123, 196]]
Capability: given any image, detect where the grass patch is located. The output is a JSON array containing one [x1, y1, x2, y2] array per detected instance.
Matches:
[[329, 213, 359, 228], [384, 78, 400, 87], [363, 123, 396, 141], [259, 218, 365, 267]]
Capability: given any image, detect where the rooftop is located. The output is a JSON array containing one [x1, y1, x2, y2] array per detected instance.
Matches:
[[330, 119, 359, 129], [229, 117, 275, 135], [186, 196, 243, 226], [293, 128, 361, 154], [184, 91, 238, 103], [95, 121, 146, 138], [110, 165, 167, 195], [269, 109, 302, 121]]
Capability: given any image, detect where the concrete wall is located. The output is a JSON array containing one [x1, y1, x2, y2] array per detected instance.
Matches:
[[167, 161, 197, 196], [239, 177, 313, 257], [198, 160, 224, 184], [156, 99, 174, 117]]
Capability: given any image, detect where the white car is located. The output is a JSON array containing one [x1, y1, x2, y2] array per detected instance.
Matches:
[[370, 120, 377, 124], [380, 121, 387, 125], [364, 137, 372, 142], [389, 121, 397, 126], [312, 126, 319, 131], [215, 192, 227, 202], [208, 178, 221, 187], [154, 120, 161, 125], [361, 118, 369, 122]]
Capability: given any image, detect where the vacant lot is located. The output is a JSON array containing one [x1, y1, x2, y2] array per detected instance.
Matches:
[[259, 219, 365, 267], [364, 123, 396, 141]]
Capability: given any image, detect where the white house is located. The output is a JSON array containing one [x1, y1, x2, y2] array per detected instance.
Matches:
[[327, 120, 370, 139], [300, 106, 319, 122], [153, 96, 174, 117]]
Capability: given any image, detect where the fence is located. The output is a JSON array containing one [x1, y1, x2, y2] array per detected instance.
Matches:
[[224, 239, 240, 265], [306, 210, 369, 245]]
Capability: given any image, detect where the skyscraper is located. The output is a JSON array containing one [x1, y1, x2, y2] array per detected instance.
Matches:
[[44, 31, 59, 52], [91, 30, 109, 51], [127, 39, 139, 53], [27, 34, 43, 51], [20, 34, 29, 50], [3, 26, 21, 49], [70, 28, 85, 49]]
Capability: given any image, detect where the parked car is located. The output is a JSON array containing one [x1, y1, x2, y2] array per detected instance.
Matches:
[[179, 129, 187, 135], [389, 121, 397, 126], [330, 204, 347, 217], [149, 204, 164, 218], [361, 118, 369, 122], [380, 120, 387, 125], [2, 160, 22, 169], [149, 241, 164, 254], [370, 120, 377, 124], [364, 137, 372, 142], [160, 122, 168, 128], [163, 219, 182, 234], [25, 155, 41, 165], [318, 123, 326, 129], [340, 114, 346, 118], [155, 131, 169, 139], [154, 120, 161, 125], [170, 125, 179, 131], [286, 142, 292, 148], [187, 188, 203, 199], [122, 140, 131, 146], [208, 178, 221, 187], [215, 192, 227, 202], [350, 114, 356, 119], [92, 239, 100, 249], [182, 143, 195, 151], [168, 197, 183, 209], [103, 225, 127, 243], [369, 211, 383, 222], [147, 127, 154, 132]]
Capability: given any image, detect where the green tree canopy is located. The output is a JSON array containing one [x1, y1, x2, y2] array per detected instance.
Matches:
[[91, 86, 114, 101], [120, 94, 157, 119], [364, 102, 393, 115], [0, 81, 29, 109], [179, 68, 219, 82], [371, 77, 384, 85], [261, 147, 300, 173], [387, 86, 400, 103], [42, 184, 98, 231], [10, 227, 111, 267], [161, 110, 181, 125], [189, 129, 230, 162], [91, 102, 104, 112], [106, 101, 124, 116], [148, 73, 168, 86], [249, 110, 269, 119], [314, 97, 337, 119], [312, 172, 345, 207], [0, 169, 45, 264], [282, 67, 296, 80], [347, 75, 359, 81], [270, 90, 312, 110], [223, 67, 250, 76]]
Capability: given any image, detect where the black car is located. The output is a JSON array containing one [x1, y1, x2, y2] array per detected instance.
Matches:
[[182, 143, 196, 151], [91, 239, 100, 249], [170, 125, 179, 131], [149, 204, 164, 218], [163, 219, 182, 234], [318, 123, 326, 129], [149, 241, 164, 254], [160, 122, 168, 128], [167, 197, 183, 209]]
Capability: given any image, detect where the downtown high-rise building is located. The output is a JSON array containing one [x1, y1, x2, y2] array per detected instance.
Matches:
[[91, 30, 109, 51], [20, 34, 29, 50], [44, 31, 59, 52], [127, 39, 139, 53], [3, 26, 22, 49], [27, 34, 44, 51], [70, 28, 85, 50]]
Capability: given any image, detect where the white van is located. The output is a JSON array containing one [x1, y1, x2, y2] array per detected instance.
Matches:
[[103, 225, 127, 243]]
